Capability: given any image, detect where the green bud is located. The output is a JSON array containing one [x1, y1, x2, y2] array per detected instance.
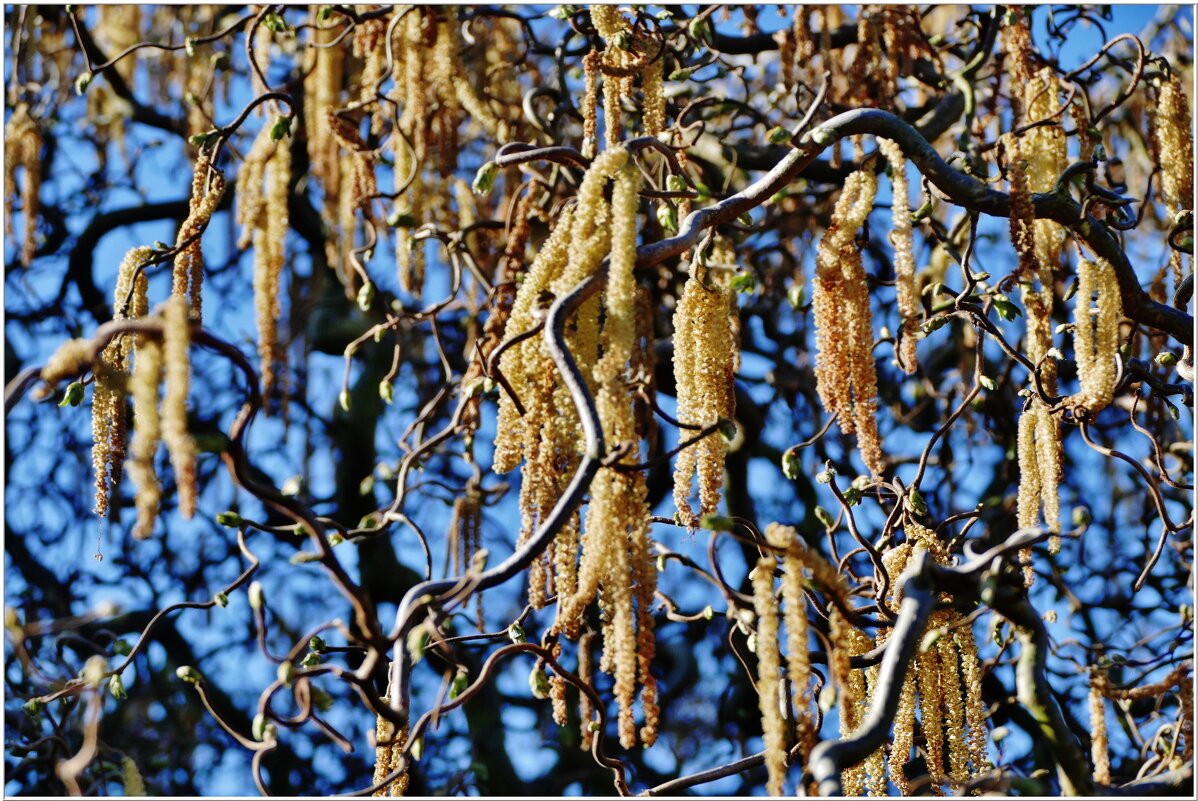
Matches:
[[410, 736, 424, 761], [252, 712, 269, 741], [787, 283, 805, 310], [317, 6, 335, 22], [656, 202, 678, 233], [666, 174, 687, 192], [781, 449, 801, 480], [176, 665, 203, 684], [816, 465, 835, 484], [717, 417, 738, 442], [357, 281, 375, 312], [508, 623, 527, 644], [248, 581, 265, 611], [23, 698, 42, 716], [737, 211, 753, 226], [213, 592, 229, 608], [814, 506, 835, 528], [74, 72, 93, 95], [1063, 277, 1079, 301], [472, 161, 498, 196], [701, 605, 714, 620], [307, 636, 326, 654], [83, 656, 108, 688], [529, 665, 551, 699], [109, 674, 127, 700], [388, 210, 417, 227], [339, 388, 350, 412], [310, 686, 334, 712], [610, 30, 632, 50], [184, 37, 197, 57], [328, 533, 344, 546], [729, 271, 756, 294], [687, 17, 710, 44], [700, 514, 735, 532], [979, 375, 997, 391], [809, 127, 836, 147], [767, 125, 792, 145], [905, 489, 928, 517], [216, 510, 242, 527], [289, 551, 321, 565], [450, 669, 469, 699], [407, 626, 430, 663], [59, 381, 85, 408], [842, 487, 862, 507], [269, 115, 292, 142], [277, 661, 294, 686], [668, 67, 694, 81], [262, 12, 288, 33], [1155, 351, 1178, 367]]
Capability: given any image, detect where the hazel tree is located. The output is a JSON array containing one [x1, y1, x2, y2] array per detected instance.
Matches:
[[4, 4, 1194, 797]]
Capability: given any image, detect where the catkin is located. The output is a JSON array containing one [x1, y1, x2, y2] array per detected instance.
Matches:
[[812, 168, 885, 477], [878, 138, 921, 373], [1073, 259, 1123, 414], [372, 714, 410, 797], [237, 125, 291, 399], [162, 296, 197, 519], [172, 156, 226, 318], [121, 756, 146, 797], [672, 243, 738, 527], [3, 104, 42, 266], [1156, 74, 1194, 223], [752, 559, 788, 796], [766, 524, 814, 760], [128, 336, 163, 539], [1089, 672, 1110, 785]]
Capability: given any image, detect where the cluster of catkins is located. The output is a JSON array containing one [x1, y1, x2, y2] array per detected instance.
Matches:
[[751, 524, 846, 795], [3, 103, 42, 266], [1089, 661, 1193, 786]]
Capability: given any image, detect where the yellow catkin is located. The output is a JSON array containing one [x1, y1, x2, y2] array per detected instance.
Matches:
[[889, 528, 991, 792], [372, 714, 410, 797], [752, 558, 788, 797], [3, 103, 42, 266], [812, 168, 885, 477], [238, 125, 291, 399], [1073, 259, 1123, 414], [93, 247, 152, 518], [766, 524, 814, 761], [121, 756, 146, 797], [395, 10, 427, 296], [672, 245, 738, 527], [865, 630, 889, 797], [878, 138, 920, 373], [128, 336, 162, 539], [40, 339, 96, 388], [830, 609, 869, 796], [172, 156, 226, 318], [1157, 74, 1195, 215], [162, 296, 197, 519], [1089, 673, 1110, 785], [956, 627, 991, 775]]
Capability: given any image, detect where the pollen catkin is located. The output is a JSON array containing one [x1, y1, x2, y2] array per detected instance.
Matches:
[[766, 524, 814, 760], [3, 104, 42, 266], [93, 247, 153, 517], [812, 168, 885, 477], [373, 714, 410, 797], [829, 608, 869, 796], [878, 138, 920, 373], [672, 243, 738, 527], [752, 559, 788, 797], [1156, 74, 1194, 290], [121, 756, 146, 797], [162, 296, 197, 519], [128, 336, 162, 539], [237, 125, 291, 399], [172, 155, 226, 318], [1073, 259, 1123, 414], [1089, 672, 1110, 785], [578, 630, 596, 750]]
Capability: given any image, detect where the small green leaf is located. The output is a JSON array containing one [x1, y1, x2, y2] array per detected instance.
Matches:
[[699, 514, 735, 532], [729, 271, 756, 294], [1155, 351, 1178, 367], [781, 449, 801, 480], [216, 511, 242, 527], [766, 125, 792, 145], [508, 623, 527, 644], [669, 67, 694, 81], [787, 283, 805, 309], [656, 202, 678, 233], [814, 506, 835, 528], [529, 665, 551, 699], [407, 627, 430, 663], [905, 489, 928, 517], [23, 698, 42, 716], [74, 72, 93, 95], [666, 174, 687, 192], [450, 669, 469, 699], [109, 674, 127, 700], [979, 375, 997, 391]]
